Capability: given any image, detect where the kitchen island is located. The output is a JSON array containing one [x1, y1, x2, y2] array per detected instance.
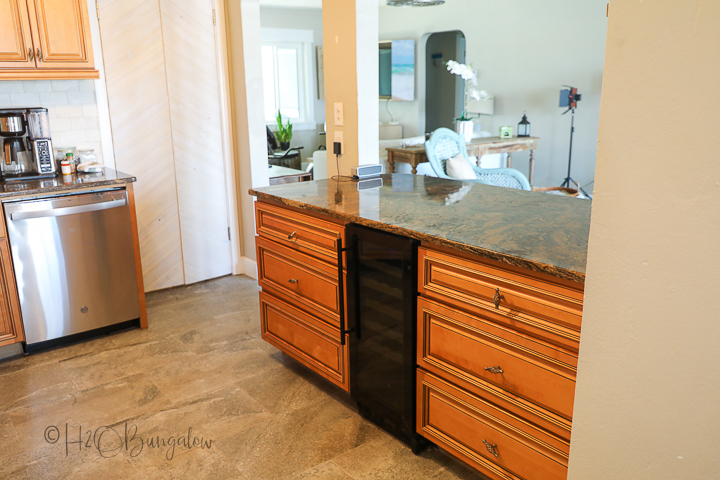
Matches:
[[0, 169, 147, 351], [250, 174, 590, 480]]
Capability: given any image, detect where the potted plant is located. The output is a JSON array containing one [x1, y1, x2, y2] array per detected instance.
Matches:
[[446, 60, 492, 142], [275, 111, 293, 150]]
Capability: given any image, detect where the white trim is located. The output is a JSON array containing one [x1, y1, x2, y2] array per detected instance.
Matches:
[[214, 0, 243, 276], [86, 0, 115, 170], [240, 257, 258, 280], [261, 27, 314, 44]]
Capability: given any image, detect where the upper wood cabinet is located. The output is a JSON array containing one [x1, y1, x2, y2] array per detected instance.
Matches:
[[0, 0, 98, 79]]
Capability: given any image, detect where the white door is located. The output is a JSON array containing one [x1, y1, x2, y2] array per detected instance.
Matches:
[[160, 0, 231, 284]]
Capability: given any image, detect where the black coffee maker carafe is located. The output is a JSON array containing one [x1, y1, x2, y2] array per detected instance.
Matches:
[[0, 108, 57, 181]]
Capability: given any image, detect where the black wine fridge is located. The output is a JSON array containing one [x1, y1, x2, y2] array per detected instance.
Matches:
[[345, 224, 428, 453]]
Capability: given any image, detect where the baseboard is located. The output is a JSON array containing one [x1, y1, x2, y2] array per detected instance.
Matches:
[[240, 256, 258, 280], [0, 342, 23, 360]]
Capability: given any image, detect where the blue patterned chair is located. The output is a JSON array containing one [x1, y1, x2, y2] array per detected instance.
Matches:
[[424, 128, 531, 191]]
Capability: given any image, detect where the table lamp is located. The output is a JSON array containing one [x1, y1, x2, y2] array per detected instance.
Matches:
[[467, 98, 494, 130]]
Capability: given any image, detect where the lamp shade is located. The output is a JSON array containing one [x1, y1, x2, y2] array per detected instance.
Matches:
[[467, 98, 494, 115]]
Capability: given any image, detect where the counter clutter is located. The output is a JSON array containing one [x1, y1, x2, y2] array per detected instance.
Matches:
[[250, 174, 590, 480]]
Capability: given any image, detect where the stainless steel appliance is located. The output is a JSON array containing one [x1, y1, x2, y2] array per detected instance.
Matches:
[[345, 224, 428, 453], [0, 108, 57, 181], [4, 189, 140, 351]]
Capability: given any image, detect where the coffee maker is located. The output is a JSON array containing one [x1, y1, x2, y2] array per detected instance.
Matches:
[[0, 108, 57, 181]]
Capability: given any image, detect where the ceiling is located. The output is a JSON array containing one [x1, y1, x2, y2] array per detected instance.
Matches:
[[259, 0, 322, 8]]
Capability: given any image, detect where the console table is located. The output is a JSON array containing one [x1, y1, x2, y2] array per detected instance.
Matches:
[[386, 136, 540, 186]]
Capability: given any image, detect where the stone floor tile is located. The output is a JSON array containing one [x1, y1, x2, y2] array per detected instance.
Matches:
[[291, 460, 356, 479], [174, 307, 261, 354], [8, 373, 171, 455], [0, 413, 22, 461], [60, 335, 195, 390], [125, 447, 247, 480], [216, 395, 382, 480], [0, 363, 76, 413], [0, 442, 137, 480], [123, 385, 272, 468], [148, 341, 283, 404], [330, 435, 448, 480], [0, 336, 117, 377]]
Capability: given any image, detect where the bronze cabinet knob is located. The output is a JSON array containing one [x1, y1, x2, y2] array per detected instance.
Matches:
[[484, 366, 503, 375], [288, 278, 299, 284], [483, 439, 499, 458]]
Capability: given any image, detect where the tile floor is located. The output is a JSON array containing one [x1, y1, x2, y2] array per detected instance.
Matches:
[[0, 275, 487, 479]]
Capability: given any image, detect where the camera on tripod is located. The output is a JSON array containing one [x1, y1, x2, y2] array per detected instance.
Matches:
[[559, 86, 581, 113]]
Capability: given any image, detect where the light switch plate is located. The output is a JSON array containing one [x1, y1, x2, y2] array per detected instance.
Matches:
[[333, 102, 344, 126], [334, 131, 344, 154]]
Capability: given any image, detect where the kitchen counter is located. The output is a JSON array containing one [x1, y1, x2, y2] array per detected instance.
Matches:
[[250, 174, 591, 282], [0, 169, 136, 200]]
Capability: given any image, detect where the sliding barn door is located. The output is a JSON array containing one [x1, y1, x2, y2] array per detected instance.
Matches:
[[98, 0, 231, 290], [97, 0, 184, 291], [160, 0, 231, 284]]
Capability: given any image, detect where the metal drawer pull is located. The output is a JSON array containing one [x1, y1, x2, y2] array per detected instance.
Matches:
[[493, 288, 503, 309], [484, 366, 503, 375], [287, 230, 297, 240], [28, 48, 34, 61], [483, 439, 499, 458], [288, 278, 298, 284], [37, 48, 43, 61]]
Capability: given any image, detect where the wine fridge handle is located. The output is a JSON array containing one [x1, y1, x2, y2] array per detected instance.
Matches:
[[337, 236, 356, 346]]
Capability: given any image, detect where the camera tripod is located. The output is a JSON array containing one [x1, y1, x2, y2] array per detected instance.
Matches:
[[560, 107, 591, 198]]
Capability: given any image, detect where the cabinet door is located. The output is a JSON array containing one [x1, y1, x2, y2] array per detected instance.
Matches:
[[0, 239, 23, 347], [0, 0, 36, 68], [27, 0, 94, 69]]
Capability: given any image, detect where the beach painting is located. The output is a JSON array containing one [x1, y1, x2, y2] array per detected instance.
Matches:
[[391, 40, 415, 102]]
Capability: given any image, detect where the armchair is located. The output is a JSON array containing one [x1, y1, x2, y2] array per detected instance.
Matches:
[[424, 128, 531, 191]]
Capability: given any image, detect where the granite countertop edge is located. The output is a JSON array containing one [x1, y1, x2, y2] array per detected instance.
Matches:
[[0, 174, 136, 200], [250, 189, 585, 284]]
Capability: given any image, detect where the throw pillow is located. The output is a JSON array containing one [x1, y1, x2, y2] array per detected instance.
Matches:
[[445, 153, 476, 180]]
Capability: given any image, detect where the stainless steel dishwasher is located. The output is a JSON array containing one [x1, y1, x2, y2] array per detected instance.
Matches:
[[4, 189, 140, 351]]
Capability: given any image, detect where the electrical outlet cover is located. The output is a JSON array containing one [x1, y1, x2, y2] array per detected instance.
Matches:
[[334, 103, 344, 126]]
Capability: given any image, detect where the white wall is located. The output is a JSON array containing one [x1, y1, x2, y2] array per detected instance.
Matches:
[[568, 1, 720, 478], [260, 6, 326, 153], [378, 0, 607, 189]]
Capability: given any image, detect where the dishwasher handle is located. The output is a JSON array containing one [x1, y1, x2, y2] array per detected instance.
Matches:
[[10, 198, 127, 221]]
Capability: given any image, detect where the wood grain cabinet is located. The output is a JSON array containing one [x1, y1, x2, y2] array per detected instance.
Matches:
[[255, 201, 350, 391], [416, 246, 584, 480], [0, 224, 23, 347], [0, 0, 97, 79]]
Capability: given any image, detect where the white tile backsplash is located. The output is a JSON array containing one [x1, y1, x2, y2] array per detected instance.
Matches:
[[0, 79, 103, 164]]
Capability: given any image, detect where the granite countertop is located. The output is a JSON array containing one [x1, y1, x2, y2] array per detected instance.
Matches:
[[250, 174, 591, 283], [0, 168, 136, 200]]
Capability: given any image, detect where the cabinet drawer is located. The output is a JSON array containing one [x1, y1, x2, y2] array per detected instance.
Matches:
[[257, 236, 341, 322], [260, 291, 349, 391], [256, 201, 345, 266], [418, 297, 577, 420], [417, 369, 568, 480], [419, 247, 583, 352]]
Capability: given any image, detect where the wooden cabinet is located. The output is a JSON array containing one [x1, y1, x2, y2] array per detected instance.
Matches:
[[0, 235, 23, 347], [255, 201, 349, 391], [0, 0, 97, 79], [416, 246, 584, 480]]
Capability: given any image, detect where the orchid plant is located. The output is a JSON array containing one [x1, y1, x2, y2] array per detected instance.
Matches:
[[446, 60, 492, 122]]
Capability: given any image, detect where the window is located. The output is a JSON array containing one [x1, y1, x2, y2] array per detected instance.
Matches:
[[261, 28, 315, 129]]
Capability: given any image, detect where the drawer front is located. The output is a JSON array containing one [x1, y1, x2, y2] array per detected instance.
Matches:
[[419, 247, 583, 352], [418, 370, 568, 480], [256, 201, 345, 266], [418, 297, 576, 419], [260, 291, 349, 391], [257, 236, 341, 321]]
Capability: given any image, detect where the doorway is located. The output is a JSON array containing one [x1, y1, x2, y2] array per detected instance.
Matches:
[[425, 30, 465, 133]]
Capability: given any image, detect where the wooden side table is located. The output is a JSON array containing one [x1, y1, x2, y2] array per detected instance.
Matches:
[[386, 136, 540, 186]]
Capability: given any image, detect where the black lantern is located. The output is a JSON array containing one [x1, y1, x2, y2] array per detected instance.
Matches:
[[518, 113, 531, 137]]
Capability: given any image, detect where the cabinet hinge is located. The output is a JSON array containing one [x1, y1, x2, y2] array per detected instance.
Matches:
[[212, 9, 216, 26]]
